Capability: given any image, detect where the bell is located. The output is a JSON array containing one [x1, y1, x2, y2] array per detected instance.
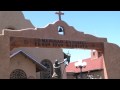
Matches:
[[58, 27, 63, 32]]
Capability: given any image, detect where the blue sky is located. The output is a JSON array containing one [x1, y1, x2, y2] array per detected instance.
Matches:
[[22, 11, 120, 62]]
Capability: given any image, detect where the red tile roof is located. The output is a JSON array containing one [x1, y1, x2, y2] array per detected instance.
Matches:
[[66, 56, 103, 73]]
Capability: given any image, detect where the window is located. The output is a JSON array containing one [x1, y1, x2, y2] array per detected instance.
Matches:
[[40, 60, 53, 79], [93, 52, 95, 56], [98, 52, 102, 58], [10, 69, 27, 79]]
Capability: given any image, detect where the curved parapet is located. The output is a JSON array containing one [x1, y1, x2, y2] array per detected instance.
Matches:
[[0, 11, 34, 34], [3, 20, 107, 43]]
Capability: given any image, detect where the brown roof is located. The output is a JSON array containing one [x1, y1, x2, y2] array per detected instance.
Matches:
[[66, 56, 103, 73], [10, 50, 47, 71], [10, 47, 63, 62]]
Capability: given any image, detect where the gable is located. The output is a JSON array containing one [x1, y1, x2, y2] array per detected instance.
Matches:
[[10, 50, 47, 71]]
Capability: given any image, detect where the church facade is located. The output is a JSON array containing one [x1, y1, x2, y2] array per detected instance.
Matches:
[[0, 11, 66, 79], [0, 11, 120, 79]]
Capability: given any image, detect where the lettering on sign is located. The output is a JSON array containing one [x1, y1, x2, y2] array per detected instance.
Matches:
[[10, 37, 104, 51]]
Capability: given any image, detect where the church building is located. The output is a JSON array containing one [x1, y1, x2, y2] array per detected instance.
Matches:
[[66, 50, 104, 79], [0, 11, 120, 79], [0, 11, 67, 79]]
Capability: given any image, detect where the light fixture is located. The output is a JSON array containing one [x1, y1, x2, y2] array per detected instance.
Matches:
[[74, 61, 87, 79]]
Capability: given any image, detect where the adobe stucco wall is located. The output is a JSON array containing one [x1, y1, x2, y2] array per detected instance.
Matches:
[[0, 11, 35, 79], [3, 21, 107, 42], [0, 11, 34, 34], [104, 43, 120, 79], [0, 35, 10, 79], [10, 53, 36, 79]]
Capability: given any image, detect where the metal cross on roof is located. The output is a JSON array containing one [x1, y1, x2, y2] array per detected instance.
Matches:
[[55, 11, 64, 21]]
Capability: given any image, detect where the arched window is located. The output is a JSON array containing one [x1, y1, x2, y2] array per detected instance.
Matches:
[[10, 69, 27, 79], [40, 60, 53, 79]]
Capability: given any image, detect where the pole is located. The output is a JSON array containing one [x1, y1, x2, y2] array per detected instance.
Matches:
[[79, 66, 83, 79]]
